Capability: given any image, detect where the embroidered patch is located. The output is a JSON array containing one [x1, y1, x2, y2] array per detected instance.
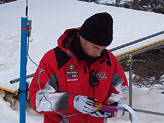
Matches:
[[67, 74, 78, 78], [66, 74, 78, 82], [66, 71, 78, 74], [66, 64, 79, 82], [69, 64, 75, 70]]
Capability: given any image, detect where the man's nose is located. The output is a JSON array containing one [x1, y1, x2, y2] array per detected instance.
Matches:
[[95, 50, 102, 57]]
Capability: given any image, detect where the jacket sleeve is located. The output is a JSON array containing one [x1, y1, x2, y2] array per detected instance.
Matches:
[[29, 50, 77, 115], [105, 52, 129, 104]]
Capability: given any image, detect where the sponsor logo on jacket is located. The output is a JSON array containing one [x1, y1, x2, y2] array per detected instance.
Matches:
[[96, 72, 107, 80], [66, 74, 78, 81]]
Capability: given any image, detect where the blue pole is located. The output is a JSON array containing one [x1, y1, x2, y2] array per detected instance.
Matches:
[[20, 17, 28, 123]]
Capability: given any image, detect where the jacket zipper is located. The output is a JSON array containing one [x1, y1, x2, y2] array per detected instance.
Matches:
[[84, 66, 87, 74]]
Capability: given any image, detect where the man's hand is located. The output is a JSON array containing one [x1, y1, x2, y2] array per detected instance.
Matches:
[[73, 95, 98, 114], [90, 111, 111, 117], [93, 102, 118, 117]]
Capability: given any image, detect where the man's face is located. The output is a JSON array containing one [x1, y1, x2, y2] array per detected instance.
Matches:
[[80, 36, 107, 58]]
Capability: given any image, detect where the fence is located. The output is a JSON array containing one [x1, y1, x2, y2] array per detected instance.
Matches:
[[112, 30, 164, 122]]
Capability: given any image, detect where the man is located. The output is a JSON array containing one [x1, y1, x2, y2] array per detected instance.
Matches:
[[29, 12, 129, 123]]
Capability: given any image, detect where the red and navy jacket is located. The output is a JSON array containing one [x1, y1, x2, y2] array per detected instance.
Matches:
[[29, 28, 129, 123]]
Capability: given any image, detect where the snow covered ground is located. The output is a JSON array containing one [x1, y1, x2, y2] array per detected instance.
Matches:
[[0, 0, 164, 123], [1, 0, 164, 91], [1, 86, 164, 123]]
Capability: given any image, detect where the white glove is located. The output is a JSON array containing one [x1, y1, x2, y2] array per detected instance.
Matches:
[[73, 95, 98, 114], [90, 111, 111, 117]]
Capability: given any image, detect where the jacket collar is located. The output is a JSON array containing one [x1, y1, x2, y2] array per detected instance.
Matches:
[[57, 27, 111, 66], [57, 28, 80, 59]]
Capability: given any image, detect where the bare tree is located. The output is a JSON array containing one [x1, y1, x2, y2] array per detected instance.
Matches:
[[116, 0, 120, 6], [133, 0, 139, 9]]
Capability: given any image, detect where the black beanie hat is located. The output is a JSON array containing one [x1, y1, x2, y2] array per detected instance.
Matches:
[[79, 12, 113, 46]]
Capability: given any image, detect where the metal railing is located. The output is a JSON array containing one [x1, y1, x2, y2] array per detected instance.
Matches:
[[109, 30, 164, 53], [112, 30, 164, 122]]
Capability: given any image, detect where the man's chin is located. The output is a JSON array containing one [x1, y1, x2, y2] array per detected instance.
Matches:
[[89, 55, 99, 58]]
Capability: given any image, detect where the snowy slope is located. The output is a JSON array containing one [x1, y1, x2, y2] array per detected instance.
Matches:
[[0, 0, 164, 123]]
